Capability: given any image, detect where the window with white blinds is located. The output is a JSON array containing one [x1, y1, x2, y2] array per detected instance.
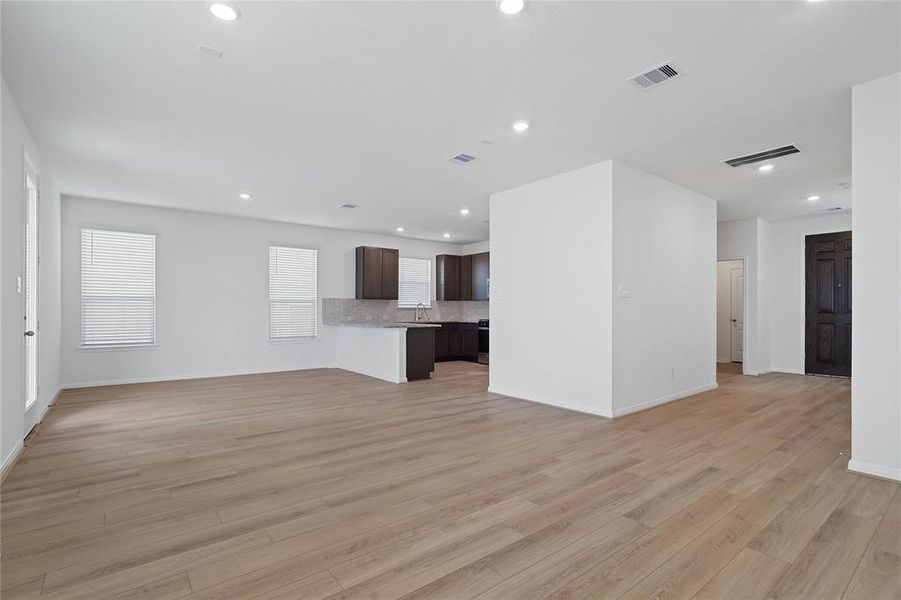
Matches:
[[81, 228, 157, 347], [269, 246, 318, 339], [398, 257, 431, 308]]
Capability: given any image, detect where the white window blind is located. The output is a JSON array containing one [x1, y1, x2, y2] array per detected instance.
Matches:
[[398, 257, 431, 308], [269, 246, 318, 339], [81, 228, 157, 347]]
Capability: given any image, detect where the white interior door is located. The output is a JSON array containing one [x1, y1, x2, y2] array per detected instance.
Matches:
[[24, 167, 39, 422], [730, 267, 744, 362]]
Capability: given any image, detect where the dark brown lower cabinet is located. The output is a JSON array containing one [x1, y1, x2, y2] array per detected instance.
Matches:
[[406, 328, 435, 381], [434, 323, 479, 362]]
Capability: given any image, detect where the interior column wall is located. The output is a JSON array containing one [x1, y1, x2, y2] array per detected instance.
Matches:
[[611, 161, 717, 416], [849, 71, 901, 482], [489, 161, 615, 417]]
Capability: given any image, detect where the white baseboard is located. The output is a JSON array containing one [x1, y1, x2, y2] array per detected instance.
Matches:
[[716, 358, 731, 364], [612, 382, 719, 418], [487, 386, 613, 419], [848, 458, 901, 483], [62, 364, 334, 389], [768, 367, 805, 375], [1, 441, 24, 483], [337, 365, 405, 384]]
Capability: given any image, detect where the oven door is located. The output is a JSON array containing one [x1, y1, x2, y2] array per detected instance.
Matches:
[[478, 328, 489, 354]]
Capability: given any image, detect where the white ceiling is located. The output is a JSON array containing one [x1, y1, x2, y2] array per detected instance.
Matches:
[[3, 1, 899, 242]]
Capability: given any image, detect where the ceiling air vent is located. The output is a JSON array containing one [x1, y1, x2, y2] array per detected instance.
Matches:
[[197, 44, 224, 58], [723, 144, 800, 168], [450, 153, 477, 165], [340, 203, 359, 209], [628, 63, 680, 89]]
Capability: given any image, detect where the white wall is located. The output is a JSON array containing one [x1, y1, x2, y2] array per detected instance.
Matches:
[[849, 72, 901, 482], [490, 160, 716, 418], [716, 259, 743, 363], [60, 196, 461, 387], [335, 326, 406, 383], [611, 161, 717, 416], [766, 213, 852, 374], [717, 218, 767, 375], [1, 78, 62, 468], [490, 161, 615, 417], [462, 241, 489, 254]]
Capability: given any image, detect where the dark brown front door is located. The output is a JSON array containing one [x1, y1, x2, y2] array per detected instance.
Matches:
[[805, 231, 851, 376]]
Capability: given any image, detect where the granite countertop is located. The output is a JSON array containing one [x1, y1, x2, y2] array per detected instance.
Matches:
[[324, 321, 441, 329]]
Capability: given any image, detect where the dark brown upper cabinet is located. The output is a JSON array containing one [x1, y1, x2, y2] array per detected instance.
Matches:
[[355, 246, 399, 299], [471, 252, 490, 301], [437, 252, 489, 301], [436, 254, 462, 301], [461, 255, 473, 301]]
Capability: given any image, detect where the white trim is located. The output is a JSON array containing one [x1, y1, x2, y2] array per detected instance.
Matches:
[[339, 366, 406, 384], [61, 364, 334, 389], [716, 357, 731, 364], [768, 367, 806, 375], [848, 458, 901, 483], [1, 441, 24, 479], [612, 382, 719, 418], [487, 386, 613, 419], [717, 256, 750, 375]]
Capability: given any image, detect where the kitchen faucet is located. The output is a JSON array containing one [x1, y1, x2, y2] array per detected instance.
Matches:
[[415, 303, 430, 322]]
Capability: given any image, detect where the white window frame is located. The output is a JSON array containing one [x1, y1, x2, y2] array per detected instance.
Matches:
[[397, 256, 432, 308], [80, 227, 158, 349], [268, 244, 318, 341]]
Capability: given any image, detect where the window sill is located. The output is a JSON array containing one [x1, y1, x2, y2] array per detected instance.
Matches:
[[79, 343, 159, 352], [268, 336, 320, 344]]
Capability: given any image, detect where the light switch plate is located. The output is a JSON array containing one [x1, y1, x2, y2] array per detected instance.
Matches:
[[16, 276, 22, 294], [616, 284, 632, 298]]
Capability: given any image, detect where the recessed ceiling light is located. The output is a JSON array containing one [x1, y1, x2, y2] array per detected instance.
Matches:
[[498, 0, 525, 15], [239, 193, 251, 200], [807, 195, 821, 202], [460, 208, 470, 216], [512, 120, 530, 133], [396, 227, 405, 232], [758, 164, 774, 172], [210, 3, 239, 21], [443, 233, 451, 238]]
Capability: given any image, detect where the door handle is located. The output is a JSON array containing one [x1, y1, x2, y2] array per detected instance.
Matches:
[[24, 331, 35, 337], [731, 319, 737, 323]]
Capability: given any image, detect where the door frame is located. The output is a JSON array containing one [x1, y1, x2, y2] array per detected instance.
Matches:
[[23, 154, 40, 433], [729, 265, 744, 362], [796, 227, 851, 375], [717, 256, 749, 375], [801, 229, 852, 376]]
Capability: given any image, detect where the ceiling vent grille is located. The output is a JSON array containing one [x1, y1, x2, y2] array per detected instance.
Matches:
[[450, 153, 477, 165], [628, 63, 680, 89], [198, 44, 224, 58], [723, 144, 800, 168], [340, 203, 359, 209]]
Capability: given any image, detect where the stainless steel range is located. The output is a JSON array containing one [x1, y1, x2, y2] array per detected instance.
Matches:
[[478, 319, 489, 365]]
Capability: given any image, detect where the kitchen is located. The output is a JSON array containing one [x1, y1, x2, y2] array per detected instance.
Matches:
[[323, 246, 489, 383]]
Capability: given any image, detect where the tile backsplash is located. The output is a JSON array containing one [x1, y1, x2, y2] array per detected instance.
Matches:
[[322, 298, 488, 325]]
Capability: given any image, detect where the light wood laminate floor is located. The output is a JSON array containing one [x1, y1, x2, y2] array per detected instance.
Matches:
[[2, 362, 898, 599]]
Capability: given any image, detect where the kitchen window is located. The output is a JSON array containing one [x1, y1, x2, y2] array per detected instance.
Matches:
[[398, 257, 431, 308], [81, 228, 157, 347], [269, 245, 318, 339]]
